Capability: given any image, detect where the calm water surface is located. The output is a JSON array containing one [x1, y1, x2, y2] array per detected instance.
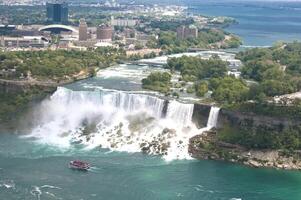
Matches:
[[187, 0, 301, 46]]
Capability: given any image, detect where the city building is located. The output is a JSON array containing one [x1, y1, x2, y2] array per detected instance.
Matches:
[[0, 25, 42, 37], [96, 24, 113, 42], [176, 25, 198, 40], [0, 25, 16, 31], [78, 19, 88, 41], [46, 1, 68, 24], [0, 36, 49, 49], [39, 24, 77, 34], [111, 16, 137, 27]]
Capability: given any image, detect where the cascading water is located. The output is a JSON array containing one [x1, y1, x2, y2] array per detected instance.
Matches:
[[26, 87, 221, 161], [206, 106, 220, 129], [165, 100, 194, 126], [27, 87, 200, 161]]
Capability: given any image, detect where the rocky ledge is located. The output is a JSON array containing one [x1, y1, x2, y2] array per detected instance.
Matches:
[[189, 131, 301, 170]]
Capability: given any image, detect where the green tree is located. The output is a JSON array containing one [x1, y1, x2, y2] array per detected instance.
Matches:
[[210, 76, 249, 103], [195, 81, 209, 97], [142, 72, 172, 93]]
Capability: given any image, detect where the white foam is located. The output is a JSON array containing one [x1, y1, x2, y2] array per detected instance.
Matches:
[[27, 87, 220, 161], [0, 180, 15, 189], [41, 185, 62, 190], [207, 106, 220, 128], [96, 64, 169, 80], [31, 186, 42, 200]]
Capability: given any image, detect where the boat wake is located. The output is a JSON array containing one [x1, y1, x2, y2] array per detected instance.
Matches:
[[26, 87, 220, 161], [31, 185, 62, 200]]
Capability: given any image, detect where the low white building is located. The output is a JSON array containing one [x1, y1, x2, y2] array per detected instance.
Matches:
[[0, 36, 49, 48], [111, 16, 137, 27]]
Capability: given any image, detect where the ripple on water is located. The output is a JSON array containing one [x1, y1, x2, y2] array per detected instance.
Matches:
[[31, 185, 62, 200], [0, 180, 15, 190], [30, 186, 42, 200], [40, 185, 62, 190]]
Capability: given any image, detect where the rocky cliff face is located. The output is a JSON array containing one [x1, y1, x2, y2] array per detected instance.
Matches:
[[192, 103, 212, 128], [218, 109, 301, 131], [0, 79, 56, 93], [192, 103, 301, 132], [190, 106, 301, 170]]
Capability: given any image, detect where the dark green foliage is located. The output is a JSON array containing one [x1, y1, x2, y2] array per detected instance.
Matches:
[[172, 92, 180, 98], [241, 60, 282, 81], [0, 88, 48, 123], [218, 124, 301, 150], [236, 48, 273, 63], [142, 72, 171, 93], [195, 81, 208, 97], [237, 42, 301, 98], [128, 54, 143, 61], [210, 76, 249, 104], [0, 6, 46, 25], [221, 35, 242, 48], [143, 52, 157, 59], [260, 79, 297, 97], [154, 29, 227, 54], [0, 48, 126, 80], [226, 101, 301, 119], [167, 56, 228, 82]]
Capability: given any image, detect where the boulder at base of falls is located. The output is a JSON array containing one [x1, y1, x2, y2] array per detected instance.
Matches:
[[140, 128, 177, 156], [188, 131, 301, 170]]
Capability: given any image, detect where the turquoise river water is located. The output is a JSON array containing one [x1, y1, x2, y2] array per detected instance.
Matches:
[[0, 133, 301, 200]]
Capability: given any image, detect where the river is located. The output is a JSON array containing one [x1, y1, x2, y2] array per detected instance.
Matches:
[[0, 133, 301, 200], [186, 0, 301, 46]]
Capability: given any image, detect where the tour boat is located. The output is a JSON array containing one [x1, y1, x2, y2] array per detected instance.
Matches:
[[69, 160, 90, 171]]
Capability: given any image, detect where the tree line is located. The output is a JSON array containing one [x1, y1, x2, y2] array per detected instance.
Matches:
[[0, 47, 126, 81]]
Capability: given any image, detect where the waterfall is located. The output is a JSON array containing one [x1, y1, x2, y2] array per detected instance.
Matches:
[[189, 106, 221, 143], [50, 87, 195, 126], [27, 87, 198, 161], [25, 87, 224, 161], [206, 106, 220, 129], [165, 100, 194, 126], [51, 87, 166, 118]]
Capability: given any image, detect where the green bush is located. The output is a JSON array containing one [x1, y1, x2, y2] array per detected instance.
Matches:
[[195, 81, 208, 97], [142, 72, 172, 93]]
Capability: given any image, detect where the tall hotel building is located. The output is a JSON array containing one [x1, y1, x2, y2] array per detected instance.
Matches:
[[46, 1, 69, 24]]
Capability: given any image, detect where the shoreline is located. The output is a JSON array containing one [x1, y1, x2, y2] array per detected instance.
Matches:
[[189, 131, 301, 171]]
